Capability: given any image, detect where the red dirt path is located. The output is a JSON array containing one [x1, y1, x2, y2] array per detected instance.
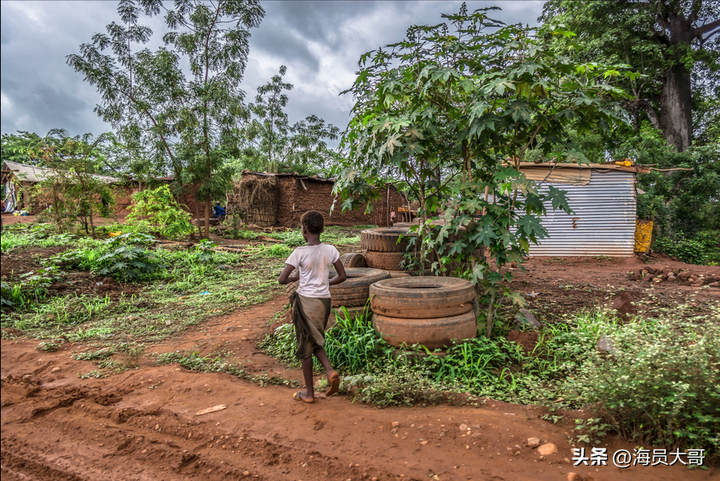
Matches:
[[2, 255, 719, 481]]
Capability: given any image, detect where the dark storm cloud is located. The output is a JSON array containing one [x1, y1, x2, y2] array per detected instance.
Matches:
[[1, 1, 544, 141]]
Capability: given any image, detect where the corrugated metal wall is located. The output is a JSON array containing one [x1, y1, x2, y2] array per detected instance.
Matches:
[[529, 170, 637, 257]]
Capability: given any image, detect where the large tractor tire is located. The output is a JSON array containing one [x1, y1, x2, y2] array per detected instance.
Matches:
[[373, 311, 477, 349], [340, 252, 367, 268], [360, 227, 415, 252], [364, 251, 405, 270], [286, 267, 391, 308], [369, 276, 475, 319], [364, 251, 434, 271]]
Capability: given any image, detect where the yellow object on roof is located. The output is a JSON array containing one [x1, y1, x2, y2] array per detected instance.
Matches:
[[615, 159, 634, 167]]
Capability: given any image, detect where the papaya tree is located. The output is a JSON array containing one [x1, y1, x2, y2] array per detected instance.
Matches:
[[334, 4, 633, 336]]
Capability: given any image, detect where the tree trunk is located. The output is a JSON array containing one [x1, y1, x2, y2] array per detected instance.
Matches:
[[660, 63, 693, 152], [204, 195, 210, 239], [52, 185, 63, 232], [88, 203, 95, 238]]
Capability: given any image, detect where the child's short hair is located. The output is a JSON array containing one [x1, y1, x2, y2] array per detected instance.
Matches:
[[301, 210, 324, 235]]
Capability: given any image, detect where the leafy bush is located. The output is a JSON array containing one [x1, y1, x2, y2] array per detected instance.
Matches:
[[125, 185, 194, 240], [1, 282, 24, 309], [562, 318, 720, 459], [51, 236, 163, 283], [94, 246, 163, 282], [654, 230, 720, 265]]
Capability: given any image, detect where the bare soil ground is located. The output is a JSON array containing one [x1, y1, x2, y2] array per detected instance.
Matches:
[[2, 253, 719, 481]]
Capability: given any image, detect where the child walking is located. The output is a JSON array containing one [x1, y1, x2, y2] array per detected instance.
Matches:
[[278, 210, 346, 403]]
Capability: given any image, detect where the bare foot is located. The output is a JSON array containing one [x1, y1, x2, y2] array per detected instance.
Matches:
[[293, 391, 315, 403], [325, 371, 340, 396]]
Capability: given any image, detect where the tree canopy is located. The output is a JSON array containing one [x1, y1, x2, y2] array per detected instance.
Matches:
[[334, 5, 633, 334], [540, 0, 720, 152], [67, 0, 265, 236]]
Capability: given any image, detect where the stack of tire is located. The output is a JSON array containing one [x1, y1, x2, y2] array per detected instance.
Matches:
[[361, 227, 426, 276], [369, 277, 477, 349], [286, 266, 391, 319]]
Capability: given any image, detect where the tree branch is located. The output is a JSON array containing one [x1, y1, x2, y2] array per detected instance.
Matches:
[[627, 99, 662, 131], [692, 18, 720, 39]]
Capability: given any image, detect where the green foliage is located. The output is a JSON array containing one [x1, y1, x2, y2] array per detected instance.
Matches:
[[50, 236, 164, 283], [562, 317, 720, 457], [155, 350, 299, 388], [540, 0, 720, 151], [0, 226, 76, 253], [655, 234, 720, 265], [323, 308, 394, 374], [126, 185, 194, 240], [239, 65, 341, 175], [423, 337, 509, 389], [250, 243, 293, 258], [1, 266, 61, 310], [27, 130, 118, 236], [335, 5, 632, 336], [1, 131, 45, 165], [1, 282, 25, 309], [68, 0, 266, 237]]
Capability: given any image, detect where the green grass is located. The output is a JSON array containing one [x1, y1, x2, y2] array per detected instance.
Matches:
[[2, 238, 285, 343], [154, 350, 300, 388], [259, 304, 720, 458], [226, 226, 363, 248]]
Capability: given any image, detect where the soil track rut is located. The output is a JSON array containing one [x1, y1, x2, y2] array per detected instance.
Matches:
[[3, 256, 719, 481]]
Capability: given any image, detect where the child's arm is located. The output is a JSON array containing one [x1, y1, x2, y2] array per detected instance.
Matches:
[[329, 260, 347, 285], [278, 264, 299, 285]]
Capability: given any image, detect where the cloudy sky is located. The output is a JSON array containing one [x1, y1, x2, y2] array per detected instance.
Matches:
[[1, 1, 545, 141]]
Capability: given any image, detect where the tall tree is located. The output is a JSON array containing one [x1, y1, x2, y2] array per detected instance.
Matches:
[[243, 66, 340, 175], [540, 0, 720, 152], [67, 0, 264, 237]]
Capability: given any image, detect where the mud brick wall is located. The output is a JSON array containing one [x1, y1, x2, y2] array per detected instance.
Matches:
[[273, 176, 406, 228]]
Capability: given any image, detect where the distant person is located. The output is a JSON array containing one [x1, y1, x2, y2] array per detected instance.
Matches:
[[278, 210, 346, 403], [213, 202, 226, 219]]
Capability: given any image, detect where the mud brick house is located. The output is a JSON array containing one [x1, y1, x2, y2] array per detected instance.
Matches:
[[2, 160, 136, 215], [231, 171, 408, 228]]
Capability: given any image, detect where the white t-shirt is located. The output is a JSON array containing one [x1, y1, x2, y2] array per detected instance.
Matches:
[[285, 243, 340, 298]]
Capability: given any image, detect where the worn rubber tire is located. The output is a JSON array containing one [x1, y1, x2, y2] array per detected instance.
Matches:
[[364, 251, 433, 271], [287, 267, 390, 303], [331, 297, 369, 308], [340, 252, 367, 268], [369, 276, 475, 319], [364, 251, 405, 270], [386, 269, 435, 278], [361, 228, 416, 252], [373, 311, 478, 349]]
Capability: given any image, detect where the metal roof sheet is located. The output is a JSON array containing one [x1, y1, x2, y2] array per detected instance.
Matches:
[[3, 161, 121, 184]]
